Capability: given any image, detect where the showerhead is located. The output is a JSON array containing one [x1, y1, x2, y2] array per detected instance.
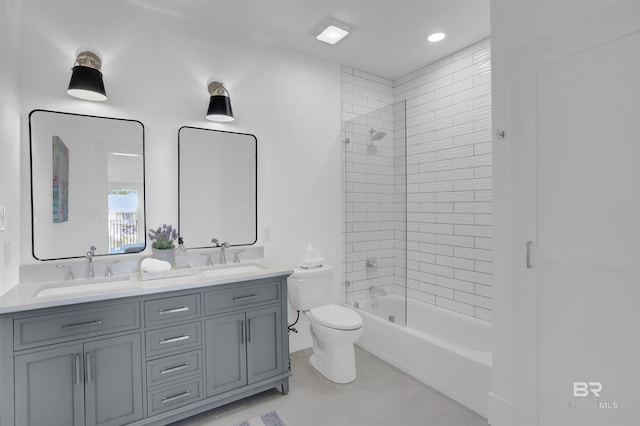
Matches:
[[369, 128, 386, 141]]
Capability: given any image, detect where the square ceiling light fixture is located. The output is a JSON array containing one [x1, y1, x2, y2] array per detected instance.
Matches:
[[315, 19, 351, 45]]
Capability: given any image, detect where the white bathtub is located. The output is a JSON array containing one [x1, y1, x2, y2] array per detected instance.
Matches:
[[349, 294, 492, 417]]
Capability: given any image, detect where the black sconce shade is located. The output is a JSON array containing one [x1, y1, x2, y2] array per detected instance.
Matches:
[[67, 51, 107, 102], [206, 82, 234, 122]]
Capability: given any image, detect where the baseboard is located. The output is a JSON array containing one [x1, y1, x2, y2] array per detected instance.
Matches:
[[488, 392, 512, 426]]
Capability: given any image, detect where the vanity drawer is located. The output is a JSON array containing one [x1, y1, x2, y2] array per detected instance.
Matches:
[[14, 302, 140, 349], [147, 378, 204, 416], [204, 280, 281, 315], [145, 322, 201, 357], [145, 293, 201, 327], [146, 350, 203, 388]]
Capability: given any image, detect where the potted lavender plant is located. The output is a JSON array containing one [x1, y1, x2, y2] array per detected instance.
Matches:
[[148, 224, 178, 266]]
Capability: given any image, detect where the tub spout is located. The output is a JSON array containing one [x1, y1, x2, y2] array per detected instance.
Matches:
[[368, 286, 387, 298]]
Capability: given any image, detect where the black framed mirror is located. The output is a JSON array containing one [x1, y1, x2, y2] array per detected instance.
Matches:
[[29, 109, 146, 260], [178, 126, 257, 248]]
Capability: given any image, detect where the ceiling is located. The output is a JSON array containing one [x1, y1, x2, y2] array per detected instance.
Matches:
[[128, 0, 490, 81]]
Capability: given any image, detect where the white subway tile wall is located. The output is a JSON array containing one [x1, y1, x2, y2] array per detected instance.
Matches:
[[342, 39, 492, 323], [342, 66, 399, 305]]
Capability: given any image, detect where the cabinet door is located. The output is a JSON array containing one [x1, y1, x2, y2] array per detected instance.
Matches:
[[15, 343, 85, 426], [84, 334, 143, 426], [247, 305, 282, 384], [205, 313, 247, 396]]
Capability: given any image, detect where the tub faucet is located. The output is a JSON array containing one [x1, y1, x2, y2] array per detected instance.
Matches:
[[219, 242, 229, 264], [86, 245, 96, 279]]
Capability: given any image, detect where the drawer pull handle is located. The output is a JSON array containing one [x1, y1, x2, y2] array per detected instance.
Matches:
[[158, 306, 190, 315], [161, 390, 192, 404], [63, 320, 103, 329], [160, 363, 191, 374], [233, 294, 257, 302], [160, 335, 190, 345]]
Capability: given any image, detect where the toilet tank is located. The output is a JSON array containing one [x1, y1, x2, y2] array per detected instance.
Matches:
[[287, 265, 334, 311]]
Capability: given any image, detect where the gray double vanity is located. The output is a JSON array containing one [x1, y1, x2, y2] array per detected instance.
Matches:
[[0, 263, 292, 426], [0, 110, 290, 425]]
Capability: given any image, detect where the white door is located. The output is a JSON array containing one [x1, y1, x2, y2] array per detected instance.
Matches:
[[507, 8, 640, 426]]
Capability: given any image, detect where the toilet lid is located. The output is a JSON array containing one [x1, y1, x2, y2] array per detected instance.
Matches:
[[309, 304, 363, 330]]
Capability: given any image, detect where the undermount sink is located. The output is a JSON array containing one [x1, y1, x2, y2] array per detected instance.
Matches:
[[35, 277, 132, 298], [197, 262, 266, 279]]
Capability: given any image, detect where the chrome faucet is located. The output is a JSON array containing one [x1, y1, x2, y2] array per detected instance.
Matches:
[[210, 238, 229, 264], [104, 260, 120, 277], [57, 264, 74, 280], [86, 245, 96, 279], [200, 253, 214, 266], [234, 249, 246, 263], [219, 242, 229, 264]]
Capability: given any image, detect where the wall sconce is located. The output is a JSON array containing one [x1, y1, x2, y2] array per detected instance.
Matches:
[[67, 51, 107, 102], [206, 81, 234, 122]]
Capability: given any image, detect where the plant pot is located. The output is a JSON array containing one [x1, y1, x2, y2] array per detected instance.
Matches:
[[152, 247, 175, 267]]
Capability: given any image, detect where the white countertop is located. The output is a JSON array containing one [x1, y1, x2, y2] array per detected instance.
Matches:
[[0, 259, 293, 315]]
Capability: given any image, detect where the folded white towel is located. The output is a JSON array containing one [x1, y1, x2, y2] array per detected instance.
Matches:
[[140, 257, 171, 273]]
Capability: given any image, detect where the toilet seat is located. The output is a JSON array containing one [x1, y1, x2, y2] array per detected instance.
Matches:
[[309, 304, 363, 330]]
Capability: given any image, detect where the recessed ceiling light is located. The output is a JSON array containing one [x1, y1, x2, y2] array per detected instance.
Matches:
[[315, 20, 351, 45], [428, 32, 446, 43]]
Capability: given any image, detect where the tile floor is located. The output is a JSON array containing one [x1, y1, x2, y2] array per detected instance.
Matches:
[[170, 346, 489, 426]]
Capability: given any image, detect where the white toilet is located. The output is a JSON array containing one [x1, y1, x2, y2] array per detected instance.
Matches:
[[288, 265, 363, 384]]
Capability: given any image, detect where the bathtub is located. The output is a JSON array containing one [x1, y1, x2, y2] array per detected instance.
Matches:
[[348, 294, 492, 417]]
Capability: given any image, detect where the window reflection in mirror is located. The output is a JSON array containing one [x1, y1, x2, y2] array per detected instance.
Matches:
[[29, 110, 146, 260], [107, 152, 144, 253]]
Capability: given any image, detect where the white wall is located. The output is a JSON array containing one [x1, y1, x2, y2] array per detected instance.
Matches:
[[341, 67, 397, 303], [0, 0, 22, 294], [5, 1, 342, 350]]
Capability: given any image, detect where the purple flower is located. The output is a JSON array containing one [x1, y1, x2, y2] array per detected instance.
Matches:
[[149, 224, 178, 249]]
